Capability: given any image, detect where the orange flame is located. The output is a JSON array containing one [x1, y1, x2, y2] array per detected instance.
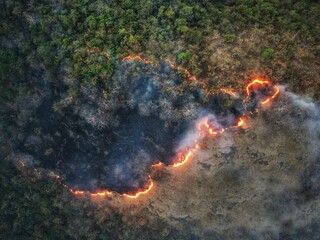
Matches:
[[246, 79, 279, 105], [261, 85, 280, 104], [246, 79, 269, 96], [164, 58, 207, 86], [122, 55, 143, 61], [91, 190, 112, 197], [172, 144, 199, 168], [183, 69, 206, 85], [220, 88, 237, 98], [171, 115, 248, 168], [237, 118, 244, 127], [70, 189, 85, 195], [152, 161, 163, 167], [123, 177, 154, 198], [122, 55, 154, 65], [173, 150, 193, 168], [70, 189, 113, 197], [165, 58, 175, 68]]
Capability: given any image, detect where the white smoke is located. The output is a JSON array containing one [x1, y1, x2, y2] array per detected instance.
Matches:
[[284, 89, 320, 155], [176, 113, 223, 153]]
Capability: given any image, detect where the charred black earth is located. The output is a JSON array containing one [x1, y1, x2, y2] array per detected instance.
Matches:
[[12, 61, 270, 194]]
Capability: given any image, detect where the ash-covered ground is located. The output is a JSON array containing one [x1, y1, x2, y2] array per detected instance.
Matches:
[[11, 60, 254, 194], [98, 89, 319, 239]]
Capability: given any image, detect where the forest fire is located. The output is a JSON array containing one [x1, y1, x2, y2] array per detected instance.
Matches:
[[16, 52, 280, 200], [70, 189, 85, 195], [237, 118, 244, 127], [123, 176, 154, 198], [246, 79, 280, 105], [91, 190, 113, 197], [123, 55, 207, 86], [61, 72, 279, 199], [172, 145, 200, 168], [69, 188, 113, 197]]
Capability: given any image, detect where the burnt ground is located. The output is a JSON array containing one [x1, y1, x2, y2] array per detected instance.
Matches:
[[11, 61, 250, 195], [90, 91, 320, 239]]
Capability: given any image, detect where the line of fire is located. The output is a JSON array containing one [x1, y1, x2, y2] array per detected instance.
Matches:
[[17, 55, 280, 199]]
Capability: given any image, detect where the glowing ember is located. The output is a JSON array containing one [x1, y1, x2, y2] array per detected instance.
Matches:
[[152, 162, 163, 167], [70, 188, 112, 197], [237, 118, 244, 127], [123, 177, 154, 199], [91, 190, 112, 197], [70, 189, 85, 195]]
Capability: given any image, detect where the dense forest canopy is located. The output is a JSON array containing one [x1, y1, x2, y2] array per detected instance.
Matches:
[[1, 0, 319, 239]]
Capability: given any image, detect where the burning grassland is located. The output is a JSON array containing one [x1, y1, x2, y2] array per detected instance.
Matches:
[[12, 57, 279, 198]]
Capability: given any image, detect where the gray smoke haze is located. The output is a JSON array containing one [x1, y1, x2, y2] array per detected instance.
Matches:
[[285, 90, 320, 155], [140, 86, 320, 240], [263, 89, 320, 239], [205, 88, 320, 239]]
